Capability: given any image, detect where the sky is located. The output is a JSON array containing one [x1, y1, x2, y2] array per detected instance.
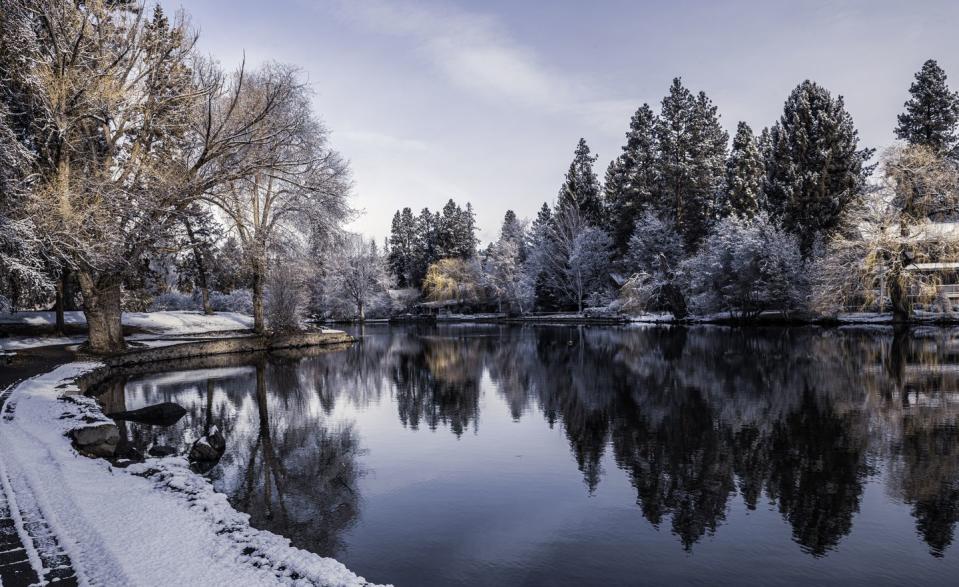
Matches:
[[158, 0, 959, 245]]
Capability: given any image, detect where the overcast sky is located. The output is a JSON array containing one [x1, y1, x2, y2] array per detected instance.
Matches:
[[159, 0, 959, 244]]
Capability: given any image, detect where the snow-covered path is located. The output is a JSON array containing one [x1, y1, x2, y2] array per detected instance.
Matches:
[[0, 364, 383, 586]]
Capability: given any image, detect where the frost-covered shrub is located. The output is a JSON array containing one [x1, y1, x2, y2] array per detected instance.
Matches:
[[149, 291, 200, 311], [585, 287, 614, 309], [625, 212, 685, 276], [0, 294, 10, 313], [618, 213, 687, 316], [680, 214, 807, 317], [209, 289, 254, 315], [619, 273, 659, 314], [265, 265, 304, 333], [388, 288, 421, 315]]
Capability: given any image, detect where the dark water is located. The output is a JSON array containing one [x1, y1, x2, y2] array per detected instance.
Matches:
[[94, 324, 959, 586]]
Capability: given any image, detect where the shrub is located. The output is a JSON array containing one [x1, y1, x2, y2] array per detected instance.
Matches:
[[209, 289, 254, 314], [265, 266, 304, 333], [149, 291, 200, 311]]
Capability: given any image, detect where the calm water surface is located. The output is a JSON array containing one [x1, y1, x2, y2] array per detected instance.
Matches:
[[95, 324, 959, 586]]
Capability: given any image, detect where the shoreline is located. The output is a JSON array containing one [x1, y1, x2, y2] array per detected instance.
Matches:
[[328, 312, 959, 328], [0, 327, 386, 586]]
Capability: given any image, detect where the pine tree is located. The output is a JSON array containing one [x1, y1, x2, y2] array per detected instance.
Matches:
[[654, 78, 728, 250], [764, 80, 873, 255], [500, 209, 526, 259], [525, 203, 559, 310], [723, 122, 765, 219], [436, 199, 460, 258], [557, 138, 603, 225], [604, 104, 658, 254], [411, 208, 438, 286], [461, 202, 478, 258], [895, 59, 959, 156], [388, 207, 417, 287], [433, 199, 477, 260]]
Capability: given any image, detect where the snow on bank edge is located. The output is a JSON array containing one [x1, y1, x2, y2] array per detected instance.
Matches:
[[0, 363, 385, 587]]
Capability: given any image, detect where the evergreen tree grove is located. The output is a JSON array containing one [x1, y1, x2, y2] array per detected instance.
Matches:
[[604, 103, 658, 253], [654, 78, 728, 251]]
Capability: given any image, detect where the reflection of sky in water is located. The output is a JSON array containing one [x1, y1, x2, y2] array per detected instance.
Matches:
[[101, 325, 959, 587]]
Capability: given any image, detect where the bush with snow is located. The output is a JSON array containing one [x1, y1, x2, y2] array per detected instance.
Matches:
[[209, 289, 254, 314], [624, 212, 685, 276], [150, 291, 201, 312], [680, 214, 807, 317], [266, 265, 305, 333]]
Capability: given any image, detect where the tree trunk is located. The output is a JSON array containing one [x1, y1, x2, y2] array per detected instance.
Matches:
[[77, 272, 125, 354], [54, 275, 65, 335], [252, 266, 265, 334], [358, 301, 365, 322], [62, 266, 80, 311], [889, 278, 910, 322], [184, 219, 213, 315]]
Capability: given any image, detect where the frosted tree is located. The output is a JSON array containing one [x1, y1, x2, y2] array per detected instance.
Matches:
[[541, 204, 612, 312], [654, 79, 728, 250], [724, 122, 765, 219], [681, 214, 807, 318], [619, 212, 686, 316], [895, 59, 959, 156], [201, 64, 352, 333], [557, 139, 603, 226], [813, 145, 959, 320], [523, 203, 559, 310], [388, 208, 417, 287], [434, 199, 477, 259], [484, 216, 533, 313], [500, 210, 527, 257], [1, 1, 198, 352], [177, 203, 222, 314], [326, 234, 391, 321], [764, 81, 873, 256], [604, 104, 659, 253], [0, 98, 49, 310]]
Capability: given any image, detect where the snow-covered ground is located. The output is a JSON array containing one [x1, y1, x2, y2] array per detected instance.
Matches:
[[0, 363, 383, 586], [0, 311, 254, 351]]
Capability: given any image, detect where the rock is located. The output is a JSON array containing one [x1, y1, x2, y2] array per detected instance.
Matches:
[[71, 423, 119, 458], [107, 402, 187, 426], [114, 444, 145, 464], [148, 444, 178, 458], [188, 426, 226, 463]]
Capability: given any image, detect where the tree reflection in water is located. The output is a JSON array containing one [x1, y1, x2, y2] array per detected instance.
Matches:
[[97, 324, 959, 562]]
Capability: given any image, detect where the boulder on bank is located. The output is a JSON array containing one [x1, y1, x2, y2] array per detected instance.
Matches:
[[188, 426, 226, 463], [107, 402, 187, 426], [71, 422, 119, 458], [148, 444, 178, 458]]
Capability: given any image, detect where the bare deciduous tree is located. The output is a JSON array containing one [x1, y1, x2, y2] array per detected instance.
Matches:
[[326, 234, 390, 321], [814, 145, 959, 319], [199, 63, 352, 333]]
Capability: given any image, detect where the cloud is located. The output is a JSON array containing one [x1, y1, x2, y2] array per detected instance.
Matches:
[[335, 0, 580, 108], [337, 130, 431, 153]]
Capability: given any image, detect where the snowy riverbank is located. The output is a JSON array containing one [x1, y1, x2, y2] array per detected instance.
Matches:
[[0, 361, 384, 586], [0, 311, 254, 351]]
